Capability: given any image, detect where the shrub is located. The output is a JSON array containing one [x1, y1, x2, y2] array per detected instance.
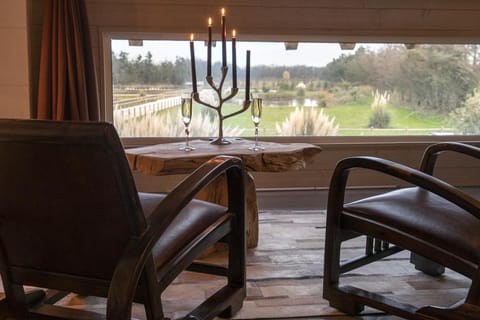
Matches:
[[315, 90, 335, 107], [275, 107, 339, 136], [450, 90, 480, 134], [262, 83, 269, 93], [279, 82, 289, 91], [369, 111, 391, 128]]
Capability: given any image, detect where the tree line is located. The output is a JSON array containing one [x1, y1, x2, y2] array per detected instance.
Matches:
[[111, 51, 323, 86], [322, 45, 479, 114]]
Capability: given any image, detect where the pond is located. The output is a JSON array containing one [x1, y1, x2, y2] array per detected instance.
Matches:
[[264, 98, 319, 108]]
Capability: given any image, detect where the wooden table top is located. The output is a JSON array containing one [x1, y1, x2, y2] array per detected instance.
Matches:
[[125, 138, 322, 176]]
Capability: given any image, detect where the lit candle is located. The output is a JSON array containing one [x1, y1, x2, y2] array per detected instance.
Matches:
[[221, 8, 227, 68], [232, 29, 237, 88], [245, 50, 250, 101], [190, 33, 197, 93], [207, 17, 212, 77]]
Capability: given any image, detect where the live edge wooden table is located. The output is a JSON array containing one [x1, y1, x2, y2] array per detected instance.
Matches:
[[125, 138, 322, 248]]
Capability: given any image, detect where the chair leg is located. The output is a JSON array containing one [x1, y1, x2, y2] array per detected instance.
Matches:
[[220, 212, 246, 318], [142, 260, 165, 320], [410, 252, 445, 277], [25, 289, 47, 307], [1, 281, 29, 318], [218, 295, 244, 318], [142, 289, 164, 320], [466, 268, 480, 305], [323, 220, 364, 315], [328, 292, 365, 315], [323, 228, 341, 301]]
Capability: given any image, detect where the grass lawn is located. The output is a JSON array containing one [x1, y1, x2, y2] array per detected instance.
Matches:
[[217, 102, 450, 136], [149, 99, 451, 137], [321, 103, 450, 135]]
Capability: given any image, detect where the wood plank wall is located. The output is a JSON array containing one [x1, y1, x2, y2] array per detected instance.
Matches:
[[83, 0, 480, 40], [0, 0, 30, 118], [28, 0, 480, 189]]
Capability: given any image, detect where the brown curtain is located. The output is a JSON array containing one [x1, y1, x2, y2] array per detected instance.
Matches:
[[37, 0, 100, 121]]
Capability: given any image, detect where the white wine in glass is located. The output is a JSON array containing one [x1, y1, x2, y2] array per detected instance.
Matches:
[[179, 95, 195, 151], [249, 97, 264, 151]]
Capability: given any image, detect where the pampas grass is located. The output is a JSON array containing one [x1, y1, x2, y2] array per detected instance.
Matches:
[[275, 107, 338, 136], [114, 110, 244, 138]]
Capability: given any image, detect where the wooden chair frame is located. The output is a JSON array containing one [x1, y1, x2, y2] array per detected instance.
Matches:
[[323, 142, 480, 320]]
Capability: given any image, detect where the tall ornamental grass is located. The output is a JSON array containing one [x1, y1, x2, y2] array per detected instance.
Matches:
[[368, 90, 391, 128], [114, 110, 244, 138], [275, 107, 339, 136]]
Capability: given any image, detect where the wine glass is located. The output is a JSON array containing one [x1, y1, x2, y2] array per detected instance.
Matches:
[[248, 97, 264, 151], [179, 94, 195, 151]]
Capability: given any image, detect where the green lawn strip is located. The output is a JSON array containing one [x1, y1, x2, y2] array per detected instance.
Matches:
[[154, 101, 449, 136]]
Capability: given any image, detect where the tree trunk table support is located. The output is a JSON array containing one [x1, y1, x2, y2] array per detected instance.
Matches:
[[125, 139, 322, 248]]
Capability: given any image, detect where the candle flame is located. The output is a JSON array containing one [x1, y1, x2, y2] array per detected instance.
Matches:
[[208, 17, 212, 26], [221, 8, 225, 16], [232, 29, 236, 38], [190, 33, 194, 41]]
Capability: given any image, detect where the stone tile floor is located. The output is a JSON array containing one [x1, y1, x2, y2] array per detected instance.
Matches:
[[0, 209, 471, 319]]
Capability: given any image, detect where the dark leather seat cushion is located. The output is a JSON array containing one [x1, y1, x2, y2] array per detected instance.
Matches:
[[139, 192, 229, 271], [343, 187, 480, 265]]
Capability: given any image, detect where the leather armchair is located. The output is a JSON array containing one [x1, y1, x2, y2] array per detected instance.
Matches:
[[323, 142, 480, 320], [0, 119, 247, 320]]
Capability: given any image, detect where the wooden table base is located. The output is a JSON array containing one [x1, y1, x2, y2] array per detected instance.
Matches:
[[197, 172, 258, 248]]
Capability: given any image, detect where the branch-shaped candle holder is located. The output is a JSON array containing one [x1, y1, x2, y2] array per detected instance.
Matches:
[[190, 8, 251, 145]]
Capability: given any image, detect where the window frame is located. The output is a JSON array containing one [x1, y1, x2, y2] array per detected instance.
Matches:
[[102, 31, 480, 148]]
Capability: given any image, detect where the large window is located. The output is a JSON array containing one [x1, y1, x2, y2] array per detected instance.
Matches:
[[108, 38, 480, 138]]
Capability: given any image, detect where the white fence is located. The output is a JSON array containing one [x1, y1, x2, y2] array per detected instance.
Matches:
[[113, 96, 181, 121]]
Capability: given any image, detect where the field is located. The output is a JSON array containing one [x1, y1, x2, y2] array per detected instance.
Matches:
[[113, 89, 453, 137], [213, 102, 450, 136]]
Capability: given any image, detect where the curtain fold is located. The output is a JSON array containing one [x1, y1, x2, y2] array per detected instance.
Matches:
[[37, 0, 100, 121]]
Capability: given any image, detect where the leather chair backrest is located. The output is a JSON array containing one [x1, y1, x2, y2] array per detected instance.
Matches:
[[0, 119, 146, 281]]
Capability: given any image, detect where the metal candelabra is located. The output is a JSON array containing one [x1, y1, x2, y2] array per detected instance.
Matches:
[[193, 68, 250, 145], [189, 8, 251, 145]]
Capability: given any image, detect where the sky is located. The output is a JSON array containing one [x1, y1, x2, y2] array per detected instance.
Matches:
[[111, 39, 385, 67]]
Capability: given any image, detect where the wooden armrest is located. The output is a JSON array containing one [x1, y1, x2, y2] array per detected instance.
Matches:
[[329, 156, 480, 220], [421, 142, 480, 174], [106, 155, 245, 319]]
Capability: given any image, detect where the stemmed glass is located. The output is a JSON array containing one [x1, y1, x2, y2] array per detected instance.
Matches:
[[248, 97, 265, 151], [179, 94, 195, 151]]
